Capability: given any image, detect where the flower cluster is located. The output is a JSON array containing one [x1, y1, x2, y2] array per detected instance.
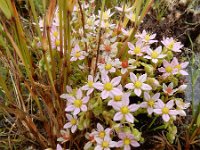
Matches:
[[38, 1, 190, 149]]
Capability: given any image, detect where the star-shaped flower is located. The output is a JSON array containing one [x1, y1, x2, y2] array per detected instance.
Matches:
[[112, 97, 139, 123], [154, 100, 178, 122], [144, 46, 166, 63], [125, 73, 152, 96], [65, 89, 89, 115], [93, 73, 122, 99]]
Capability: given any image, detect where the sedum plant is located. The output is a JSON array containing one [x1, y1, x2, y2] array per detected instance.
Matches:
[[0, 0, 192, 149]]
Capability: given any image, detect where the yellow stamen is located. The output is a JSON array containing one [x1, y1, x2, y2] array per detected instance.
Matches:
[[74, 99, 82, 108], [147, 100, 155, 107], [104, 83, 113, 91], [88, 81, 93, 88], [70, 118, 77, 125], [135, 81, 142, 88], [99, 131, 105, 138], [120, 106, 129, 114], [134, 47, 141, 54], [114, 95, 122, 101], [75, 52, 81, 58], [105, 64, 112, 70], [151, 51, 158, 59], [165, 66, 173, 73], [124, 138, 131, 145], [162, 107, 169, 114], [102, 141, 109, 148]]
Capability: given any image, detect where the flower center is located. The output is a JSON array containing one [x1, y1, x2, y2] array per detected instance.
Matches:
[[165, 66, 173, 73], [74, 99, 82, 108], [147, 99, 155, 107], [168, 41, 174, 50], [176, 64, 181, 70], [70, 118, 77, 125], [99, 131, 105, 138], [122, 60, 128, 68], [120, 106, 129, 114], [104, 82, 113, 91], [134, 81, 142, 88], [88, 81, 94, 88], [102, 141, 109, 148], [114, 95, 122, 101], [55, 39, 60, 46], [134, 46, 141, 54], [102, 12, 109, 20], [53, 31, 58, 37], [145, 34, 150, 41], [151, 51, 159, 59], [75, 52, 81, 58], [104, 45, 111, 52], [162, 107, 169, 114], [105, 64, 112, 70], [124, 138, 131, 145], [166, 87, 173, 94]]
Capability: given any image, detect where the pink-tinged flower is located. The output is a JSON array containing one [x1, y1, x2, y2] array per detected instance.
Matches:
[[144, 46, 166, 63], [70, 44, 87, 61], [121, 28, 133, 37], [175, 99, 190, 116], [125, 73, 152, 97], [93, 73, 122, 99], [116, 59, 136, 74], [161, 37, 183, 52], [91, 123, 112, 140], [171, 57, 189, 75], [115, 4, 133, 13], [154, 100, 178, 122], [98, 57, 117, 74], [84, 132, 96, 150], [82, 75, 99, 95], [112, 97, 139, 123], [158, 59, 178, 78], [64, 114, 78, 133], [128, 41, 149, 56], [94, 136, 116, 150], [135, 30, 158, 44], [56, 144, 62, 150], [140, 92, 161, 115], [65, 89, 89, 115], [116, 132, 140, 149], [163, 83, 177, 96], [108, 85, 130, 106], [100, 40, 118, 58], [178, 84, 187, 92], [57, 130, 70, 144]]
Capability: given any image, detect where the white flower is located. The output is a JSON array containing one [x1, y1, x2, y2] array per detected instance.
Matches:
[[91, 123, 112, 140], [154, 100, 178, 122], [135, 30, 158, 44], [70, 44, 87, 61], [94, 136, 116, 150], [115, 4, 133, 13], [163, 83, 178, 96], [93, 73, 122, 99], [140, 92, 161, 115], [112, 97, 139, 123], [116, 132, 140, 149], [98, 57, 117, 74], [100, 40, 118, 58], [128, 41, 149, 56], [116, 59, 136, 74], [125, 73, 152, 97], [64, 114, 78, 133], [82, 75, 99, 95], [175, 99, 190, 116], [65, 89, 89, 115], [144, 46, 166, 63], [108, 85, 130, 106], [161, 37, 183, 52]]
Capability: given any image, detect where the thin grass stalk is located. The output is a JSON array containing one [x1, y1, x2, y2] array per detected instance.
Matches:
[[63, 0, 68, 90], [0, 74, 14, 104], [94, 0, 106, 75], [28, 0, 42, 40], [10, 1, 34, 83]]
